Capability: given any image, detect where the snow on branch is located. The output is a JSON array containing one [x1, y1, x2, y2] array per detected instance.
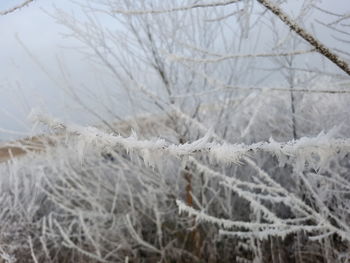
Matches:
[[0, 0, 34, 16], [112, 0, 241, 15], [29, 110, 350, 170]]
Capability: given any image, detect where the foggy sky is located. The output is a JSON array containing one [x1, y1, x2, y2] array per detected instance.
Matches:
[[0, 0, 348, 140]]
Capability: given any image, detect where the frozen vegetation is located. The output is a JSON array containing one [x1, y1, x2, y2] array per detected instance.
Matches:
[[1, 0, 350, 262]]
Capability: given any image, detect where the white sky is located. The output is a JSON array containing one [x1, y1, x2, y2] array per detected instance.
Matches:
[[0, 0, 349, 140], [0, 0, 103, 140]]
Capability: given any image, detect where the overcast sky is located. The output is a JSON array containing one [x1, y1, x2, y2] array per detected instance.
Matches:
[[0, 0, 103, 140], [0, 0, 348, 141]]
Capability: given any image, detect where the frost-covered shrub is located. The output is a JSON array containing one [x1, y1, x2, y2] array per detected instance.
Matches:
[[2, 94, 350, 262]]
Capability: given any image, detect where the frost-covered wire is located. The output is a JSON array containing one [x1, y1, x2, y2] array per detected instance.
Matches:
[[29, 110, 350, 170]]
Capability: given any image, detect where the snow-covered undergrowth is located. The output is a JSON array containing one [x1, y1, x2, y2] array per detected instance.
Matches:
[[1, 89, 350, 262]]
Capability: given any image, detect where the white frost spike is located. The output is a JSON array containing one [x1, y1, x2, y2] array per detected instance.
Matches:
[[168, 128, 213, 156], [28, 108, 65, 131], [210, 143, 247, 164]]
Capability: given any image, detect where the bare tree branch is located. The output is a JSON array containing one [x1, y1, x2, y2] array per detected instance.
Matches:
[[256, 0, 350, 76]]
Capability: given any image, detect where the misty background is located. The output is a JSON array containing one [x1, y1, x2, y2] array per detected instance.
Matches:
[[0, 0, 348, 141]]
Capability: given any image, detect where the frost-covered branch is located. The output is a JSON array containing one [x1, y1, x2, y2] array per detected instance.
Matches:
[[188, 157, 335, 233], [112, 0, 241, 15], [176, 200, 329, 240], [256, 0, 350, 75], [0, 0, 34, 16], [169, 62, 350, 98], [168, 49, 315, 63]]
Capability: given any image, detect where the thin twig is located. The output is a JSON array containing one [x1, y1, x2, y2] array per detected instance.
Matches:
[[112, 0, 241, 15], [168, 49, 316, 63]]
